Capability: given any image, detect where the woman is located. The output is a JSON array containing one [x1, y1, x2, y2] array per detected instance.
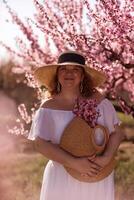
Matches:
[[28, 51, 124, 200]]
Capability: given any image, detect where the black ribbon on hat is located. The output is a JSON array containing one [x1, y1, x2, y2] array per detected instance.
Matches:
[[58, 52, 85, 65]]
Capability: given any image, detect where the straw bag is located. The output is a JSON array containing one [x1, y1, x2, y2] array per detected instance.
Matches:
[[59, 116, 116, 182]]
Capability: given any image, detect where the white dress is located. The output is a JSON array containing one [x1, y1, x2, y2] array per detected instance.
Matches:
[[28, 98, 120, 200]]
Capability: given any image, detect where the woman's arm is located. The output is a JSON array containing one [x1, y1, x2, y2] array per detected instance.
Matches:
[[103, 125, 124, 158], [34, 137, 101, 175], [34, 137, 74, 167], [90, 126, 125, 166]]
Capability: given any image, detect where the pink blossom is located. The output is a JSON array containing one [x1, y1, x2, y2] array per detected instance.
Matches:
[[1, 0, 134, 117], [73, 98, 100, 128]]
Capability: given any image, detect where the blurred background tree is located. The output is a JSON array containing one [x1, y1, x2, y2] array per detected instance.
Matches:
[[0, 0, 133, 153], [1, 0, 134, 116], [0, 1, 133, 199]]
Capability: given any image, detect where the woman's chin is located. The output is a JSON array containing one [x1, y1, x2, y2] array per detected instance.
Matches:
[[61, 82, 74, 87]]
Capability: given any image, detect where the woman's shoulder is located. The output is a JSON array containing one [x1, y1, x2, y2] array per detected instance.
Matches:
[[40, 98, 56, 109], [91, 91, 114, 107], [97, 97, 116, 112], [91, 90, 105, 104]]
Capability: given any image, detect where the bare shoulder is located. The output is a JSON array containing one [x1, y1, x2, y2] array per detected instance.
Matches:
[[41, 98, 57, 109], [92, 90, 105, 103]]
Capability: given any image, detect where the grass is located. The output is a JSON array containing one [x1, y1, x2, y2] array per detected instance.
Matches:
[[115, 159, 134, 186], [117, 112, 134, 127], [0, 142, 134, 200], [115, 158, 134, 200], [114, 141, 134, 199], [0, 153, 47, 200]]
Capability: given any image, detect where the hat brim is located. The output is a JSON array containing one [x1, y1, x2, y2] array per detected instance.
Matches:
[[34, 63, 107, 90]]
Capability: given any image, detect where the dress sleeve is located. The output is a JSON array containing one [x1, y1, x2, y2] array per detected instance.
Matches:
[[28, 108, 51, 141], [101, 99, 121, 134]]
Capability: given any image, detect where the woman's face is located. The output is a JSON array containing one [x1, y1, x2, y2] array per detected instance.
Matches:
[[57, 65, 84, 90]]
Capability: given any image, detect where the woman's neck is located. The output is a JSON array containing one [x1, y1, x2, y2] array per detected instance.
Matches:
[[56, 91, 81, 103]]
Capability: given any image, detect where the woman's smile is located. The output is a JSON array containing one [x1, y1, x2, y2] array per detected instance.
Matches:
[[58, 65, 84, 88], [64, 77, 74, 80]]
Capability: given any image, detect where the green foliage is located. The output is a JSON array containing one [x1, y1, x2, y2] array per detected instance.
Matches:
[[115, 159, 134, 186], [117, 112, 134, 127], [115, 158, 134, 199]]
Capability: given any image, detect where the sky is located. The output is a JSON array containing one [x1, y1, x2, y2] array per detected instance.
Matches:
[[0, 0, 36, 59], [0, 0, 95, 61]]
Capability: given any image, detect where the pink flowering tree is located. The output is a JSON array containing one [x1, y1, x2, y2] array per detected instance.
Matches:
[[1, 0, 134, 118]]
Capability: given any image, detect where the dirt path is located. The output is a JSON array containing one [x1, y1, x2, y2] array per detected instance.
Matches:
[[0, 153, 41, 200], [0, 91, 18, 154]]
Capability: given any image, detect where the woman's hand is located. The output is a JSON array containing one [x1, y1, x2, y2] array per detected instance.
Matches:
[[70, 156, 102, 177], [89, 155, 111, 168]]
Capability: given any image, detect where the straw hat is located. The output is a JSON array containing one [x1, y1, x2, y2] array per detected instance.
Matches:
[[34, 51, 106, 90], [59, 116, 116, 182]]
